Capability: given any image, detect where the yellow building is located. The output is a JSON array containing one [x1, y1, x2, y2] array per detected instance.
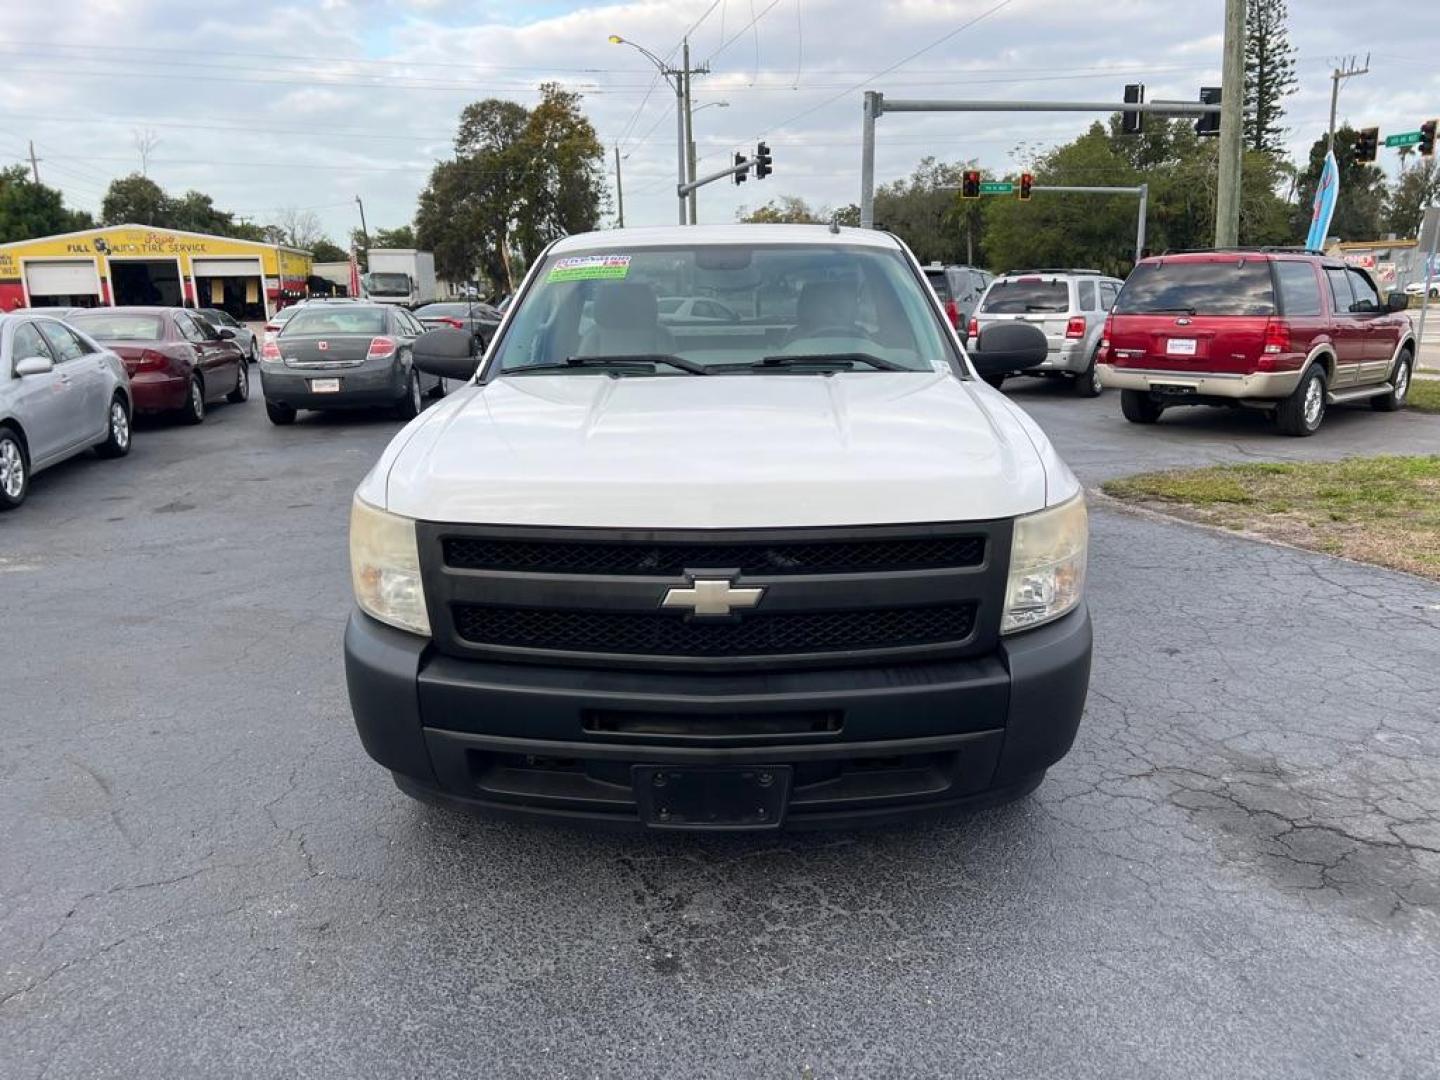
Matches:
[[0, 225, 314, 320]]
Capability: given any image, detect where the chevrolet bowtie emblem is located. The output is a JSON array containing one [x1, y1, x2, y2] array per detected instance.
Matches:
[[661, 579, 765, 617]]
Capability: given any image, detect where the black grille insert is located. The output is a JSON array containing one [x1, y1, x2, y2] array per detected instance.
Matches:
[[442, 535, 985, 576], [452, 603, 978, 657]]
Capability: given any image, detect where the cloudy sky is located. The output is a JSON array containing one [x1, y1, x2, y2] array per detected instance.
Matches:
[[3, 0, 1438, 246]]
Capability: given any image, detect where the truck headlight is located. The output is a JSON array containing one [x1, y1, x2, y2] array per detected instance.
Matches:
[[1002, 493, 1087, 634], [349, 496, 430, 636]]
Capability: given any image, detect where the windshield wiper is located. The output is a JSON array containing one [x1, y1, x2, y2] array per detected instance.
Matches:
[[756, 352, 907, 372], [510, 354, 711, 376]]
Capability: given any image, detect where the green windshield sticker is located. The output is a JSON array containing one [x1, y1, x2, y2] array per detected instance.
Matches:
[[547, 255, 632, 283]]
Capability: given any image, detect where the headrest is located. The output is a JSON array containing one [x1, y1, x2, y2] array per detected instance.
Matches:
[[796, 280, 854, 326], [592, 283, 658, 328]]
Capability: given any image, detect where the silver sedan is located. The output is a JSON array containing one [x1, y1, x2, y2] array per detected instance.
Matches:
[[0, 313, 133, 510]]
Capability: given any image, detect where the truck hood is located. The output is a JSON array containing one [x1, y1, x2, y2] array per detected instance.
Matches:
[[375, 372, 1059, 528]]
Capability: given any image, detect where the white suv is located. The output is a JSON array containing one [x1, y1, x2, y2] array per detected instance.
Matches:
[[970, 269, 1124, 397], [344, 224, 1092, 831]]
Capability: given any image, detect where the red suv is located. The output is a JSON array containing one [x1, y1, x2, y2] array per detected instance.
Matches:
[[1098, 251, 1416, 435]]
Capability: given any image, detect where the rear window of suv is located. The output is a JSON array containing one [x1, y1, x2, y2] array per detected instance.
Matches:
[[980, 279, 1069, 313], [1116, 259, 1276, 317], [925, 269, 953, 301]]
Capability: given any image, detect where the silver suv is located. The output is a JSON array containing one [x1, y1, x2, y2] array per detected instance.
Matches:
[[971, 269, 1123, 397]]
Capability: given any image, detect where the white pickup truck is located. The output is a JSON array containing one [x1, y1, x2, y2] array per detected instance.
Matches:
[[344, 224, 1091, 831]]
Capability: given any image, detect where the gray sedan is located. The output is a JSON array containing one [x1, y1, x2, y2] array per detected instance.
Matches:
[[195, 308, 259, 363], [0, 312, 133, 510]]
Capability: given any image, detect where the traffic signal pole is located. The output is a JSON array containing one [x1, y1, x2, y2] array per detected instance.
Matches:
[[859, 94, 1219, 229]]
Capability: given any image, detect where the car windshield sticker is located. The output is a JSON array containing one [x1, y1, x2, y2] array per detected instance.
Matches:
[[547, 255, 632, 283]]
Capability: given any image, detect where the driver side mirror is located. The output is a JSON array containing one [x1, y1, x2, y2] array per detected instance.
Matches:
[[15, 355, 54, 377], [967, 322, 1049, 377], [413, 327, 481, 381], [216, 327, 237, 340]]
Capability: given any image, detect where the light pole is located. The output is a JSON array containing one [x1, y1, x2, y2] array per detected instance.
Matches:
[[687, 101, 728, 224], [610, 34, 688, 226]]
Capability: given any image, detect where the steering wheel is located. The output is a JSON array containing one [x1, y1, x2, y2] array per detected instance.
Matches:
[[784, 323, 878, 346]]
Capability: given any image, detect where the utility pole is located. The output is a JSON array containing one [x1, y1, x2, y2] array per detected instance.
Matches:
[[1214, 0, 1246, 248], [354, 195, 370, 251], [609, 33, 706, 225], [27, 140, 40, 183], [683, 37, 697, 225], [1327, 54, 1371, 155], [614, 145, 625, 228]]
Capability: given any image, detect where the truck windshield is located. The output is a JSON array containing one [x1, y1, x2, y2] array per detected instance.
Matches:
[[1116, 260, 1276, 316], [490, 243, 954, 376], [364, 273, 411, 296]]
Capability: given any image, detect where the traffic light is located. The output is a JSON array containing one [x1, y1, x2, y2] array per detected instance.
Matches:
[[1421, 119, 1437, 158], [1122, 83, 1145, 136], [1018, 172, 1033, 201], [961, 170, 981, 200], [1195, 87, 1221, 137], [733, 151, 748, 185], [754, 142, 772, 179], [1355, 127, 1380, 164]]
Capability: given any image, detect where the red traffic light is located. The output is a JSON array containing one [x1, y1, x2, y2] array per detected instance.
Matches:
[[961, 170, 981, 200], [1018, 173, 1033, 201]]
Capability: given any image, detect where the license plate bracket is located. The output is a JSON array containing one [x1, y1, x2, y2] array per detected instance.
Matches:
[[1165, 337, 1198, 356], [633, 765, 792, 830], [310, 377, 341, 393]]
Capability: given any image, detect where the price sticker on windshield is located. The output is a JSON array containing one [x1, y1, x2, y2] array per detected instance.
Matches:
[[548, 255, 632, 283]]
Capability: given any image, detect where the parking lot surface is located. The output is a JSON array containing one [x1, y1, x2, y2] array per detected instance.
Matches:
[[3, 387, 1439, 1079]]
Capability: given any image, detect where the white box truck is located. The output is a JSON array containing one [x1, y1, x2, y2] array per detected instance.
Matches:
[[363, 249, 437, 307]]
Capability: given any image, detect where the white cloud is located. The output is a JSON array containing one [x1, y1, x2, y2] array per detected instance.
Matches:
[[0, 0, 1436, 243]]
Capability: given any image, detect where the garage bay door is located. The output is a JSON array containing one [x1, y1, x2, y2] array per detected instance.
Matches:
[[192, 258, 261, 277], [25, 260, 99, 297]]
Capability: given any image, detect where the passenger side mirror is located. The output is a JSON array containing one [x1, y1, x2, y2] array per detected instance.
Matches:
[[967, 322, 1049, 377], [15, 355, 54, 377], [1386, 292, 1410, 313], [413, 327, 480, 381]]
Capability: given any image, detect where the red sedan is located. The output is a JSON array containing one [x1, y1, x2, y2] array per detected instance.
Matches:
[[67, 307, 249, 423]]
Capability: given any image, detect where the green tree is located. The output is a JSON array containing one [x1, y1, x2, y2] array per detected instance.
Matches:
[[309, 238, 348, 262], [1293, 125, 1388, 241], [1244, 0, 1298, 154], [0, 166, 93, 242], [417, 85, 605, 292], [372, 225, 417, 248], [101, 173, 168, 225], [168, 190, 238, 235], [738, 196, 826, 223], [1386, 158, 1440, 238], [872, 158, 979, 264], [983, 125, 1140, 275]]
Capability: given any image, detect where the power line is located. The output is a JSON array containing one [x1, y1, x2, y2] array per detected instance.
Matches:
[[758, 0, 1016, 136], [704, 0, 785, 65]]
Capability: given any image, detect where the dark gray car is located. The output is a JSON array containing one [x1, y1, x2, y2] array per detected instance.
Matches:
[[258, 303, 438, 425], [413, 301, 502, 353], [0, 313, 133, 509]]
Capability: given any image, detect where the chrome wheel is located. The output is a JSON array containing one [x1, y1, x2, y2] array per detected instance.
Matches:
[[1394, 360, 1410, 404], [1091, 365, 1103, 395], [411, 373, 423, 413], [191, 378, 204, 419], [0, 437, 23, 500], [1302, 376, 1323, 427], [111, 400, 130, 450]]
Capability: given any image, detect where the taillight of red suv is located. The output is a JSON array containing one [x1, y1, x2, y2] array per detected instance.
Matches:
[[1098, 315, 1114, 362]]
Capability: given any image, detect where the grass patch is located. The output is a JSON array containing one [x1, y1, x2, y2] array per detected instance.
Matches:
[[1103, 456, 1440, 579], [1409, 377, 1440, 414]]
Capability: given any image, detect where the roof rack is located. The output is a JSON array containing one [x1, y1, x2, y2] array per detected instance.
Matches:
[[1001, 268, 1103, 276], [1158, 246, 1328, 256]]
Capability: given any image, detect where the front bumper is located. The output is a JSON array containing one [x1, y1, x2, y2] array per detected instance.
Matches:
[[1098, 363, 1302, 400], [344, 604, 1092, 830], [259, 361, 406, 410]]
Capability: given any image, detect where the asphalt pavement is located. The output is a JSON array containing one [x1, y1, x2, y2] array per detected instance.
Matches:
[[3, 379, 1439, 1079]]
